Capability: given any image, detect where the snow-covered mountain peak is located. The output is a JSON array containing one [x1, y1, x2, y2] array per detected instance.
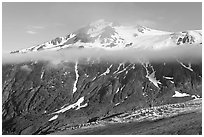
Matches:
[[10, 20, 202, 54], [87, 19, 114, 37], [134, 24, 151, 31]]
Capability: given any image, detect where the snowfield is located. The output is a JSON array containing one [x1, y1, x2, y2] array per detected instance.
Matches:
[[10, 20, 202, 54]]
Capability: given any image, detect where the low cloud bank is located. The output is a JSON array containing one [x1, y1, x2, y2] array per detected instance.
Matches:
[[2, 45, 202, 65]]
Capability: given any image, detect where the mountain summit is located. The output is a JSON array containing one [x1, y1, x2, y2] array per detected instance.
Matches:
[[11, 19, 202, 53], [3, 19, 202, 135]]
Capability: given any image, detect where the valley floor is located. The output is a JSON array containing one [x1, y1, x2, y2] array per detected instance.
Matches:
[[51, 99, 202, 135]]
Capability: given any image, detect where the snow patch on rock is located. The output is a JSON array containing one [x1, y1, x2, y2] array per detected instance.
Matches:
[[163, 76, 173, 80], [172, 91, 190, 97], [142, 62, 161, 88], [99, 64, 112, 76], [113, 63, 123, 74], [115, 87, 120, 93], [73, 61, 79, 94], [177, 60, 193, 71], [49, 115, 59, 121], [40, 70, 45, 79], [53, 96, 87, 114]]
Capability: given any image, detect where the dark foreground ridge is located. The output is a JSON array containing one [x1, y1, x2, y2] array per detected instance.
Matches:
[[51, 99, 201, 135], [2, 58, 202, 135]]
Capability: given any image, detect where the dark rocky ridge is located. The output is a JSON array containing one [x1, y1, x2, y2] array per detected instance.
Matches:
[[2, 58, 202, 134]]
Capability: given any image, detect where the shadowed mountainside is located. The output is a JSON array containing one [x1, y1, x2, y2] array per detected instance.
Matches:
[[2, 58, 202, 134]]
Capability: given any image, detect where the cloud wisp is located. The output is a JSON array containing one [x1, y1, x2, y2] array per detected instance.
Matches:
[[2, 44, 202, 65], [25, 25, 45, 34], [26, 30, 37, 34]]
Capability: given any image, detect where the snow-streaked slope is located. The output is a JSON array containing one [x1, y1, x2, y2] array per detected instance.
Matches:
[[11, 19, 202, 54], [52, 96, 87, 114], [73, 61, 79, 94]]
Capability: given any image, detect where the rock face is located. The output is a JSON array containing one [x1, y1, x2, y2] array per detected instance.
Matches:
[[3, 19, 202, 134], [2, 58, 202, 134]]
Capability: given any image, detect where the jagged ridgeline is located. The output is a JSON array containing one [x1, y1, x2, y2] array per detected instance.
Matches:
[[2, 20, 202, 134], [10, 19, 202, 54]]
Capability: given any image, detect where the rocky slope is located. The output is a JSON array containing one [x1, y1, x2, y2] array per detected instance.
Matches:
[[51, 98, 202, 135], [2, 58, 202, 134], [3, 20, 202, 135]]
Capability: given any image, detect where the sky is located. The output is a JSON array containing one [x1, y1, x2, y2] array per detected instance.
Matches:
[[2, 2, 202, 52]]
